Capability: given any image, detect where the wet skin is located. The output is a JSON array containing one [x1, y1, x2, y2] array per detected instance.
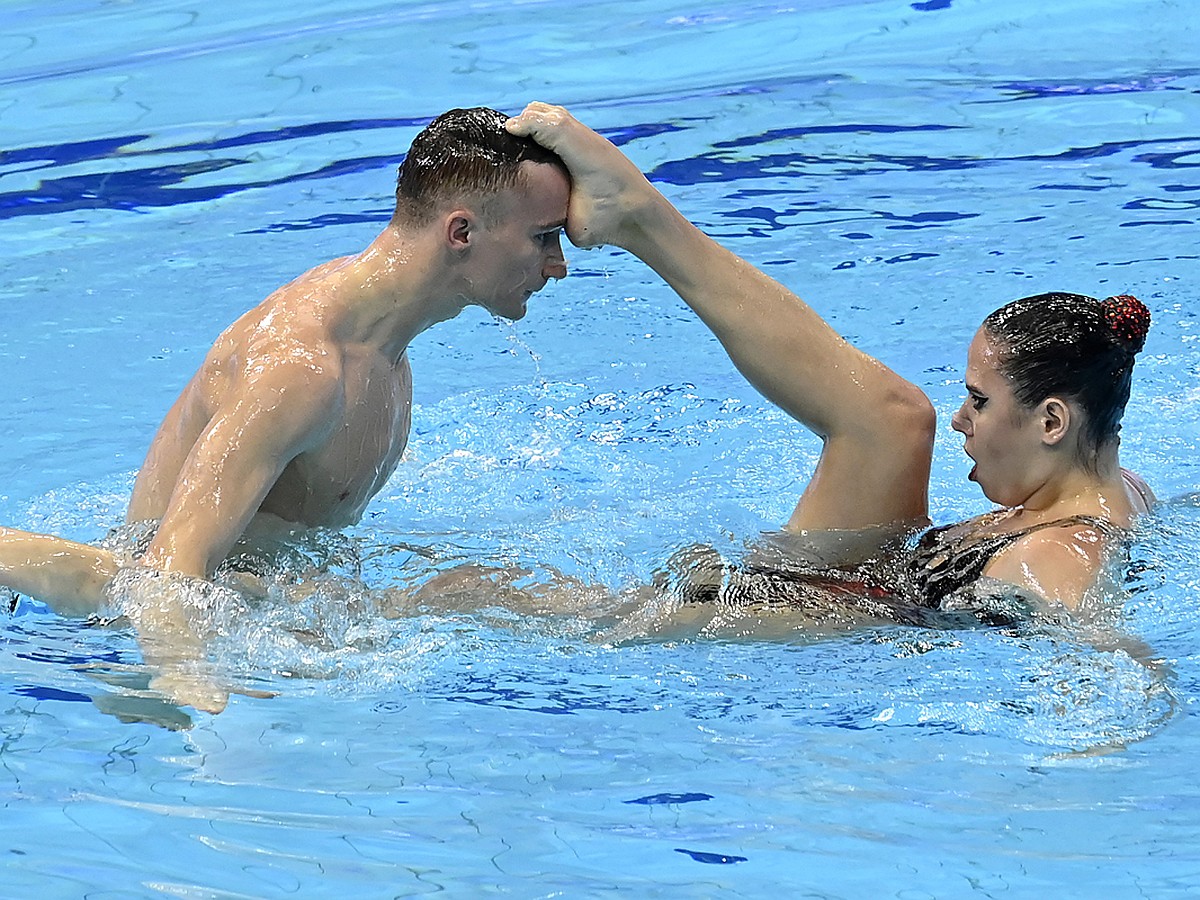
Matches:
[[0, 158, 570, 711], [127, 160, 569, 578]]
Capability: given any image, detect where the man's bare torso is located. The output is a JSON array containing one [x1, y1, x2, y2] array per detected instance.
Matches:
[[127, 260, 413, 530]]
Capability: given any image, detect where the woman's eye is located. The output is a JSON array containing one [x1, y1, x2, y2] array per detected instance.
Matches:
[[970, 394, 987, 410]]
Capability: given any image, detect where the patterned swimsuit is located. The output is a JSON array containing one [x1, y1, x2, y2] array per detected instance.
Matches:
[[670, 512, 1124, 626], [903, 513, 1122, 610]]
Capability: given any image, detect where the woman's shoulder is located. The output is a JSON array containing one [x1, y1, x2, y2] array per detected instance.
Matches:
[[1122, 468, 1157, 511], [983, 516, 1119, 610]]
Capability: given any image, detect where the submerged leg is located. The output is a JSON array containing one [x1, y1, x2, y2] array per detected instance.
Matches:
[[0, 526, 118, 617], [1, 527, 271, 715], [508, 104, 936, 532]]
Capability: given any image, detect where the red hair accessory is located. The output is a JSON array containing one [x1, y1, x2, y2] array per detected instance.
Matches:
[[1101, 294, 1150, 353]]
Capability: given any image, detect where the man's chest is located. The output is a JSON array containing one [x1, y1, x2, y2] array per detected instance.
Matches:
[[269, 360, 413, 523]]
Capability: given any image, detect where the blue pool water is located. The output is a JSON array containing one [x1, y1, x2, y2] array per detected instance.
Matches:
[[3, 0, 1200, 895]]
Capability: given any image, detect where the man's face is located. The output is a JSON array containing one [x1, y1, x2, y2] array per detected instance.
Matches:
[[463, 161, 569, 320]]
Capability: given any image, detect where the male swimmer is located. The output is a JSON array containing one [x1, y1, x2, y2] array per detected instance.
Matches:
[[0, 107, 570, 711]]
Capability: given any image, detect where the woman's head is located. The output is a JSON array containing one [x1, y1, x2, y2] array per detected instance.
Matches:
[[980, 291, 1151, 458]]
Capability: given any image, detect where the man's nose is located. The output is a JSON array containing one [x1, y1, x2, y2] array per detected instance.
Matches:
[[543, 236, 567, 280]]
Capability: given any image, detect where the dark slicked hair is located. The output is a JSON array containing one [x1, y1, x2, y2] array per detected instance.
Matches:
[[982, 291, 1151, 458], [393, 107, 565, 225]]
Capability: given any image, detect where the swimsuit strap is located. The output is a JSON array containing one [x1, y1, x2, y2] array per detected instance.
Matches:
[[1000, 513, 1122, 542], [1122, 468, 1155, 509], [909, 513, 1122, 608]]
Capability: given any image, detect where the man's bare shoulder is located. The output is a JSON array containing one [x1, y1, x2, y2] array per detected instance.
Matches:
[[188, 291, 347, 420]]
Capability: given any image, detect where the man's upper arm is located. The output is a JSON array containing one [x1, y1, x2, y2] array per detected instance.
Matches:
[[143, 357, 341, 578]]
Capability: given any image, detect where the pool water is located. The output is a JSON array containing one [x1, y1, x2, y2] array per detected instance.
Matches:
[[3, 0, 1200, 895]]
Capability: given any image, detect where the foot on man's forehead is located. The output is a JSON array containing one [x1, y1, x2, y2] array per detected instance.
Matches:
[[506, 102, 660, 251]]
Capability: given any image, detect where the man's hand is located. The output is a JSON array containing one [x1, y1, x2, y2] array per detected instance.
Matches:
[[110, 566, 247, 713]]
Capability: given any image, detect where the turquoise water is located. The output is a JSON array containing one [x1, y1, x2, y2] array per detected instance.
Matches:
[[3, 0, 1200, 895]]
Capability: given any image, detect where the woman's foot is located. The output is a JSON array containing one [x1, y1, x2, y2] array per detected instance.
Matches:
[[506, 102, 664, 251]]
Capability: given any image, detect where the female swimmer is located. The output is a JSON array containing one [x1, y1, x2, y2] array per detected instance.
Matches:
[[507, 103, 1154, 619]]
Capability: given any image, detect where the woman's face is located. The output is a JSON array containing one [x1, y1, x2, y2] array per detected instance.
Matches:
[[950, 328, 1047, 506]]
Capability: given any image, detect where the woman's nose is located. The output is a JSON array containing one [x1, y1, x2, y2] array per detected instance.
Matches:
[[950, 403, 969, 435]]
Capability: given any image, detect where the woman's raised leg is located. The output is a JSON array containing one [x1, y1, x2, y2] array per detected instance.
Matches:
[[508, 104, 936, 531]]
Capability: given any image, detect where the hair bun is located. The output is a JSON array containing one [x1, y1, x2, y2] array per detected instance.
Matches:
[[1101, 294, 1151, 353]]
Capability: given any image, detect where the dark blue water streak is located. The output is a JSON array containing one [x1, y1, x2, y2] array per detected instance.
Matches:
[[0, 119, 683, 222]]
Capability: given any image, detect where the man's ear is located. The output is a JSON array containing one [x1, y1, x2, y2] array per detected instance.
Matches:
[[445, 210, 473, 252], [1040, 396, 1072, 446]]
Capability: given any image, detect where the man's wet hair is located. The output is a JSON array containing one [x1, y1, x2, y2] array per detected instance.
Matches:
[[393, 107, 566, 225], [983, 291, 1151, 459]]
